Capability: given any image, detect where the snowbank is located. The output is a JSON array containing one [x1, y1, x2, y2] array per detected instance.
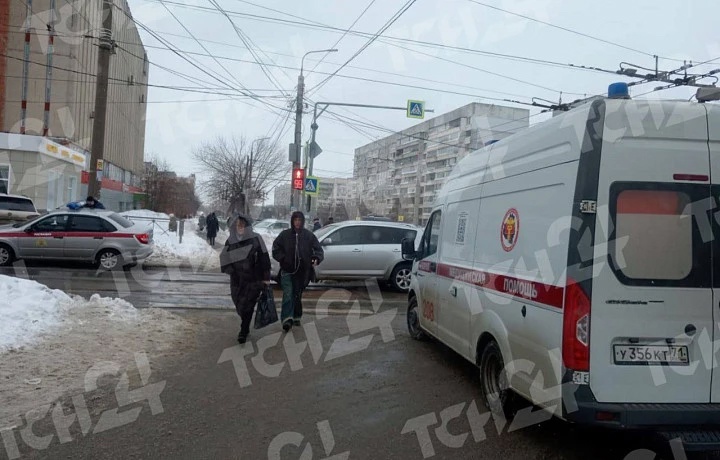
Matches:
[[120, 211, 220, 270], [0, 275, 198, 426], [0, 276, 74, 350]]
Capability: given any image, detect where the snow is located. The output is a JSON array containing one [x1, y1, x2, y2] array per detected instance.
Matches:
[[0, 275, 198, 426], [0, 276, 73, 350], [120, 211, 220, 270]]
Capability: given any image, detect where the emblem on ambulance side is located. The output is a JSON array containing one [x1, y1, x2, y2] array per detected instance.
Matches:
[[501, 208, 519, 252]]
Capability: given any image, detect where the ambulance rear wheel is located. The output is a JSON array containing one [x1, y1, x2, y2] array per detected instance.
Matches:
[[407, 296, 427, 341], [479, 341, 514, 420]]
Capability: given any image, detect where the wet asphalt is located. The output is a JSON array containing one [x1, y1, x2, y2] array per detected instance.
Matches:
[[3, 306, 713, 460]]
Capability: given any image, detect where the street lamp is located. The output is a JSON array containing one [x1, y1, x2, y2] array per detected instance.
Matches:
[[301, 48, 338, 76], [292, 48, 338, 211]]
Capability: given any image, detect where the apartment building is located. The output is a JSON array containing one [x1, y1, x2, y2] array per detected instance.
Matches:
[[307, 176, 358, 221], [0, 0, 148, 211], [353, 102, 530, 225]]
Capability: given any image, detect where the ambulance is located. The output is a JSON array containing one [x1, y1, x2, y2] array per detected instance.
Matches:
[[402, 84, 720, 447]]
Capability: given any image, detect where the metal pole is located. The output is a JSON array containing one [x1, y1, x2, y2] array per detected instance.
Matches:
[[292, 72, 304, 210], [306, 103, 319, 213], [292, 50, 338, 211], [88, 0, 113, 198]]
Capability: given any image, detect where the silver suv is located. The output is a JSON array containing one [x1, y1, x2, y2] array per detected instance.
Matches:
[[313, 221, 422, 291]]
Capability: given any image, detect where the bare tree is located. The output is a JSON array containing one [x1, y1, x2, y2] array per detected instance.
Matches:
[[192, 136, 287, 217]]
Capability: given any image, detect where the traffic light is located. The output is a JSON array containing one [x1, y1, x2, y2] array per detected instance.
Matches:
[[292, 167, 305, 190]]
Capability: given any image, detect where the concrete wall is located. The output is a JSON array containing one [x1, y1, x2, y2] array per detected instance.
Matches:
[[2, 0, 148, 177]]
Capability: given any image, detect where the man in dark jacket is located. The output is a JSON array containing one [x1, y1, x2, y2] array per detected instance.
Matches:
[[220, 214, 271, 344], [312, 217, 322, 231], [83, 196, 105, 209], [206, 212, 219, 246], [272, 211, 324, 331]]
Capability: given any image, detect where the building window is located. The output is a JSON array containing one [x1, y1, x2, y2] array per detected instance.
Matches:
[[47, 171, 59, 210], [0, 165, 10, 194], [67, 176, 77, 203]]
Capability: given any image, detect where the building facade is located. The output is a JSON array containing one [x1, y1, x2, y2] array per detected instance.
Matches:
[[0, 0, 148, 211], [0, 132, 86, 210], [353, 103, 530, 225], [306, 176, 358, 222]]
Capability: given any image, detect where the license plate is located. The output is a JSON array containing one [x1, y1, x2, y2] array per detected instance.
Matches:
[[613, 345, 689, 366]]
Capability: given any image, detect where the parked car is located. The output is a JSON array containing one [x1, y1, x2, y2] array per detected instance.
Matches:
[[313, 220, 422, 291], [0, 208, 154, 270], [0, 194, 40, 225], [254, 219, 290, 236]]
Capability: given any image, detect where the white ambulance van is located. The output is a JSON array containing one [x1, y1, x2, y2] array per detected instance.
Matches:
[[402, 87, 720, 445]]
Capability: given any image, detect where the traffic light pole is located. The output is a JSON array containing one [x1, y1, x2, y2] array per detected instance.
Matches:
[[291, 73, 304, 210]]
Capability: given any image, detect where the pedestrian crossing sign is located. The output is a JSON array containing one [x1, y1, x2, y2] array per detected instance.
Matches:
[[407, 100, 425, 119], [304, 176, 319, 196]]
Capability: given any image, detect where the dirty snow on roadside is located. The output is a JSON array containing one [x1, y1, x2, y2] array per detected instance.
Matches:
[[120, 210, 220, 270], [0, 275, 199, 427]]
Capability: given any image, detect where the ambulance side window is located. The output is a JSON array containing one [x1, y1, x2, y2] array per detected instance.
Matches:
[[420, 211, 442, 258]]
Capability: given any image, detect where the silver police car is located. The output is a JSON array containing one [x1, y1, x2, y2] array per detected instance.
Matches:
[[0, 208, 154, 270]]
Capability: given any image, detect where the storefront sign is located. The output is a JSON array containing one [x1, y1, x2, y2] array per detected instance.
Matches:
[[39, 139, 87, 168]]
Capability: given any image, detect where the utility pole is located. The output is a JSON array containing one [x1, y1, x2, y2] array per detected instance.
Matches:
[[292, 72, 304, 210], [88, 0, 113, 198], [292, 49, 338, 211]]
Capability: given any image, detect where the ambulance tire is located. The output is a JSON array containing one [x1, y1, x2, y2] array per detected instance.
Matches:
[[479, 341, 516, 420], [407, 296, 428, 341]]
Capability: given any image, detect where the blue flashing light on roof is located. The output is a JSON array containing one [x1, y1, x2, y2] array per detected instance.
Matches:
[[608, 82, 630, 99]]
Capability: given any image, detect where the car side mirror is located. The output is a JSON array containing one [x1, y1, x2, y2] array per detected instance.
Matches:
[[24, 226, 34, 233], [401, 238, 417, 260], [322, 238, 332, 246]]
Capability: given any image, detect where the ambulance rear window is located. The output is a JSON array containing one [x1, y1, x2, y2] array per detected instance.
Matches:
[[609, 184, 710, 287]]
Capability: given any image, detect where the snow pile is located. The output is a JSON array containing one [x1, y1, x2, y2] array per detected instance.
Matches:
[[0, 276, 74, 350], [0, 275, 198, 426], [120, 211, 220, 270]]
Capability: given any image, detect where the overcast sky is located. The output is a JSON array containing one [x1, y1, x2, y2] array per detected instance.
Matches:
[[127, 0, 720, 198]]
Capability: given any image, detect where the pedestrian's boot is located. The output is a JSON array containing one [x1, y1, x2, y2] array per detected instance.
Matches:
[[282, 318, 293, 332], [238, 330, 248, 344], [293, 318, 301, 326]]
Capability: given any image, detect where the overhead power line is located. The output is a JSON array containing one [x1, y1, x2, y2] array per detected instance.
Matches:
[[111, 3, 293, 119], [308, 0, 418, 95], [135, 0, 601, 94], [465, 0, 688, 63], [206, 0, 290, 96], [306, 0, 377, 77], [121, 42, 545, 105]]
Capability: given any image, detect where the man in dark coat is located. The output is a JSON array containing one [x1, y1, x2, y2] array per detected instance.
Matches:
[[220, 214, 271, 343], [312, 217, 322, 231], [83, 196, 105, 209], [272, 211, 324, 331], [206, 212, 219, 246]]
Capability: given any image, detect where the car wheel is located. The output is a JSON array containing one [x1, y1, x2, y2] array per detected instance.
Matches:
[[390, 264, 412, 292], [479, 341, 515, 420], [407, 296, 428, 341], [0, 244, 15, 266], [97, 249, 122, 271]]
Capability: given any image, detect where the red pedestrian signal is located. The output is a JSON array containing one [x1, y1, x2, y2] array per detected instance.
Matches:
[[292, 168, 305, 190]]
